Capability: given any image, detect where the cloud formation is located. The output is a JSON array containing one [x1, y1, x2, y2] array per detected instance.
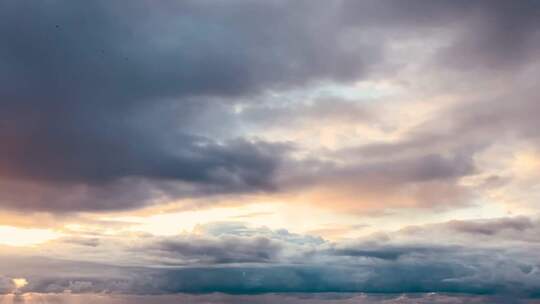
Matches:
[[2, 217, 540, 298], [2, 0, 540, 301], [2, 0, 538, 212], [1, 293, 535, 304]]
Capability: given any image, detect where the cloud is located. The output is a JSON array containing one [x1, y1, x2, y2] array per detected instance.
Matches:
[[148, 236, 282, 264], [1, 0, 539, 214], [139, 222, 325, 265], [0, 139, 288, 212], [0, 276, 15, 294], [342, 0, 540, 71], [0, 293, 533, 304], [194, 222, 324, 246], [1, 217, 540, 297], [447, 217, 534, 236], [327, 245, 452, 261], [275, 152, 476, 211], [2, 0, 372, 212], [3, 1, 540, 302]]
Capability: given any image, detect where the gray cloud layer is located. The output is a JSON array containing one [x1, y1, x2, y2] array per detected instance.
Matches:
[[1, 293, 536, 304], [1, 217, 540, 298], [1, 0, 539, 212]]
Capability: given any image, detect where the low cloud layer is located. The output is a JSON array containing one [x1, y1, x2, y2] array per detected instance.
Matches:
[[2, 217, 540, 298], [1, 293, 536, 304]]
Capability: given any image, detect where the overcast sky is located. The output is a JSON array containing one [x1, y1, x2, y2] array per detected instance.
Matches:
[[1, 1, 540, 303]]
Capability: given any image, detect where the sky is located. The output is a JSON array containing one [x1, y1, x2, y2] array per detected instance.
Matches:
[[1, 0, 540, 303]]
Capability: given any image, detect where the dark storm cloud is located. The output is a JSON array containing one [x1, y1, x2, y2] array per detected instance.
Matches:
[[131, 223, 322, 265], [7, 264, 472, 295], [0, 140, 288, 212], [149, 236, 282, 264], [330, 248, 402, 261], [145, 264, 472, 294], [2, 0, 540, 213], [6, 255, 537, 297], [328, 245, 454, 261], [0, 0, 384, 212]]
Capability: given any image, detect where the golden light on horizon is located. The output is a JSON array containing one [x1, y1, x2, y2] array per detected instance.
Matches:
[[12, 278, 28, 289], [0, 226, 60, 246]]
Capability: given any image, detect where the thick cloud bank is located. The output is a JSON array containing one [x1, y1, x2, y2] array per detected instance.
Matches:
[[0, 293, 537, 304], [1, 217, 540, 298], [2, 0, 540, 212]]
